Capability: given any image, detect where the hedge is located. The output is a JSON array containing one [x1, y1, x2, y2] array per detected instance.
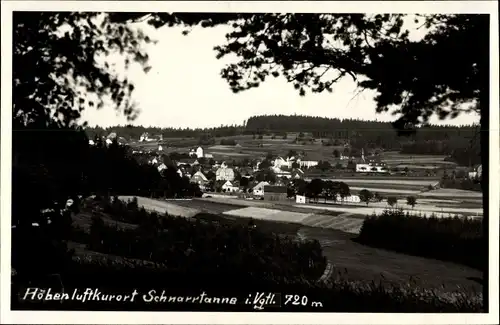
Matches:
[[357, 209, 484, 270]]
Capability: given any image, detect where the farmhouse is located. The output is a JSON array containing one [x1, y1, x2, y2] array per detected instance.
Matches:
[[297, 160, 319, 169], [157, 163, 167, 172], [263, 185, 288, 201], [334, 194, 361, 204], [468, 164, 482, 180], [117, 137, 127, 146], [273, 157, 288, 169], [216, 166, 235, 181], [191, 171, 209, 185], [291, 168, 304, 179], [139, 132, 154, 142], [285, 157, 318, 169], [222, 180, 239, 193], [252, 181, 270, 196], [355, 163, 388, 173], [296, 195, 306, 204]]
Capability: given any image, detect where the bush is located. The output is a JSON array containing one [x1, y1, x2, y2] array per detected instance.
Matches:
[[80, 198, 327, 285], [357, 209, 484, 270], [85, 214, 326, 284], [440, 178, 482, 192]]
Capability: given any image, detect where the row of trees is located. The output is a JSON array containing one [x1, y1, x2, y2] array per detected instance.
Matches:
[[358, 189, 417, 208], [85, 125, 246, 140], [288, 179, 351, 202], [357, 209, 484, 270]]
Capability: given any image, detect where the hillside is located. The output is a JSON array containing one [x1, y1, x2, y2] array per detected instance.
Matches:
[[84, 115, 480, 166]]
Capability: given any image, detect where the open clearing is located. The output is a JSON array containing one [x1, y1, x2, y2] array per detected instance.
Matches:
[[345, 183, 431, 190], [419, 188, 483, 199], [320, 179, 438, 186], [208, 151, 251, 157], [223, 207, 312, 223], [296, 203, 483, 218], [349, 187, 421, 194], [118, 196, 200, 217]]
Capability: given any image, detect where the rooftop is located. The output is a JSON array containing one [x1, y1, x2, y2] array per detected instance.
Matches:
[[263, 185, 288, 194]]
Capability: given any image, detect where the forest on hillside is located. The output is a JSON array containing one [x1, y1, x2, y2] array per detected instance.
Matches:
[[84, 115, 480, 166], [85, 115, 478, 141]]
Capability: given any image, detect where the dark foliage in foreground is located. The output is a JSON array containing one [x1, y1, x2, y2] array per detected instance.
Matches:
[[12, 197, 483, 312], [357, 209, 484, 270], [86, 196, 326, 283]]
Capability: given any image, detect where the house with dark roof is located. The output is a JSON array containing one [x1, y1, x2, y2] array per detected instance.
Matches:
[[263, 185, 288, 201]]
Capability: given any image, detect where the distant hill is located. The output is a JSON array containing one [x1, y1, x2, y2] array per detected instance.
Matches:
[[84, 115, 480, 166], [245, 114, 475, 139]]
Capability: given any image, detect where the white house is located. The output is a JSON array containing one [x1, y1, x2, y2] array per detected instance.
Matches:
[[252, 181, 270, 196], [356, 163, 388, 173], [158, 145, 163, 152], [222, 180, 239, 192], [196, 146, 204, 158], [88, 139, 95, 146], [273, 157, 288, 169], [204, 153, 214, 159], [296, 195, 306, 204], [191, 171, 209, 184], [216, 166, 235, 181], [157, 163, 167, 172], [468, 164, 482, 180], [139, 132, 153, 142], [335, 194, 361, 203], [291, 168, 304, 179], [298, 160, 319, 169], [105, 138, 113, 146], [150, 157, 158, 165], [285, 157, 318, 169]]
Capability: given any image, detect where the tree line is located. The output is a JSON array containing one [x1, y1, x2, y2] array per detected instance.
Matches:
[[85, 125, 246, 141]]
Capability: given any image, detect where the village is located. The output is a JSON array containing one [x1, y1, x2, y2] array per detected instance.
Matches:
[[87, 131, 483, 213]]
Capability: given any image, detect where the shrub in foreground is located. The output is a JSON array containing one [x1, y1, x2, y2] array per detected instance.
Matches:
[[357, 209, 484, 270], [12, 255, 483, 312]]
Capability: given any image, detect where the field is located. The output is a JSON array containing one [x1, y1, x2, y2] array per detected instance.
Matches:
[[380, 151, 457, 168], [95, 196, 482, 294], [129, 136, 459, 172], [130, 135, 344, 162]]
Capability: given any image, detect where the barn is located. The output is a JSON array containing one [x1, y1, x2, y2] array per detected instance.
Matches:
[[263, 185, 288, 201]]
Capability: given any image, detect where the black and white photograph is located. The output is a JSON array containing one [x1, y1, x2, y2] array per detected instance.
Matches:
[[1, 1, 499, 324]]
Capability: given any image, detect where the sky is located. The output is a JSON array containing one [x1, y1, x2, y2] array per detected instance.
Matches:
[[80, 16, 480, 129]]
